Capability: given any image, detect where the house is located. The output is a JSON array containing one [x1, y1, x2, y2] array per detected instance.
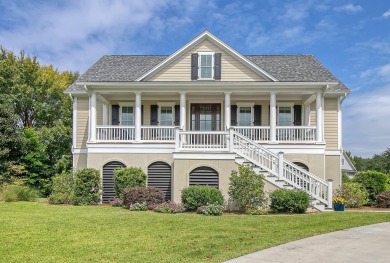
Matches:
[[65, 31, 351, 211], [341, 151, 357, 178]]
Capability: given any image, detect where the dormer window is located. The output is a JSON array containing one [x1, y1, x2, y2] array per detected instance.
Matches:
[[199, 52, 214, 79], [191, 52, 221, 80]]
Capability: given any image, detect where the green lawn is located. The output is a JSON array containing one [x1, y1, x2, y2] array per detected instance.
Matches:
[[1, 202, 389, 263]]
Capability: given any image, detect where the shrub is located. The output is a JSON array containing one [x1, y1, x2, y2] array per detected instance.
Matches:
[[341, 182, 368, 208], [129, 202, 148, 211], [181, 186, 224, 211], [153, 202, 185, 214], [122, 187, 164, 208], [109, 197, 123, 207], [114, 167, 147, 198], [353, 171, 389, 203], [270, 189, 310, 213], [72, 168, 101, 205], [0, 184, 38, 202], [197, 203, 224, 216], [376, 191, 390, 208], [228, 165, 265, 211], [48, 171, 73, 204]]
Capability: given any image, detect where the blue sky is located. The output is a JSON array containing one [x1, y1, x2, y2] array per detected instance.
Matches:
[[0, 0, 389, 157]]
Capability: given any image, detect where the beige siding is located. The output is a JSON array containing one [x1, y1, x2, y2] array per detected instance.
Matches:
[[96, 101, 103, 126], [76, 98, 89, 148], [147, 39, 265, 81], [324, 98, 338, 149], [310, 103, 316, 126]]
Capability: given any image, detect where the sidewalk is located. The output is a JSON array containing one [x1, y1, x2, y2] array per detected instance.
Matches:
[[224, 222, 390, 263]]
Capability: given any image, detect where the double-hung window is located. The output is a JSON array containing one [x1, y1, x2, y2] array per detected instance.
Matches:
[[158, 103, 175, 126], [198, 52, 214, 79], [237, 103, 254, 126], [119, 103, 134, 126]]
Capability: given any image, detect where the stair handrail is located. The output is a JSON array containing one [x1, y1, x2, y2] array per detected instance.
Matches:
[[232, 131, 330, 206]]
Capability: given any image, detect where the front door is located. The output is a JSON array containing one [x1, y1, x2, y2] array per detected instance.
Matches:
[[191, 104, 221, 131]]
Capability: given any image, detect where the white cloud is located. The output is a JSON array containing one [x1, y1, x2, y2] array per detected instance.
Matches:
[[343, 84, 390, 157], [334, 4, 363, 13], [383, 10, 390, 17], [0, 0, 200, 72]]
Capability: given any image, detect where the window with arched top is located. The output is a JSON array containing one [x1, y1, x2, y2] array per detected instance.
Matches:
[[189, 166, 219, 188], [102, 161, 126, 203], [293, 162, 309, 171]]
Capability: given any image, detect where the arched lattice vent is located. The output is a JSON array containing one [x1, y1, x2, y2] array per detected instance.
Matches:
[[148, 162, 172, 201], [102, 161, 126, 203], [189, 166, 219, 188]]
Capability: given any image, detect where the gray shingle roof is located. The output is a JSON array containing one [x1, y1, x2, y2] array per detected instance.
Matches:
[[65, 54, 350, 93]]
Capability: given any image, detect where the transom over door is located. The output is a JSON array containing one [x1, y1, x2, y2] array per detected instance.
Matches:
[[191, 104, 221, 131]]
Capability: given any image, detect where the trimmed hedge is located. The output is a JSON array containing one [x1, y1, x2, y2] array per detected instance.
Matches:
[[341, 182, 368, 208], [114, 167, 147, 198], [353, 171, 389, 203], [270, 189, 310, 213], [122, 187, 164, 208], [181, 186, 224, 211], [48, 171, 73, 204], [72, 168, 101, 205]]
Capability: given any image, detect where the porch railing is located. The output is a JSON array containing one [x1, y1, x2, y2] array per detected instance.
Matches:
[[234, 126, 316, 143], [96, 126, 135, 141], [177, 131, 229, 151], [141, 126, 176, 141], [276, 126, 316, 142]]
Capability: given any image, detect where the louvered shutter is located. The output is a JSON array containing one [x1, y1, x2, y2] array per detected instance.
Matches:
[[214, 53, 221, 80], [294, 105, 302, 126], [112, 105, 119, 125], [231, 105, 238, 126], [191, 53, 199, 80], [253, 105, 262, 126], [150, 105, 158, 125], [174, 105, 180, 126]]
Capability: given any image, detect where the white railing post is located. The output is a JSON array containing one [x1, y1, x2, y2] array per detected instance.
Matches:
[[327, 179, 333, 209], [278, 152, 284, 180], [229, 128, 234, 152], [175, 127, 180, 151]]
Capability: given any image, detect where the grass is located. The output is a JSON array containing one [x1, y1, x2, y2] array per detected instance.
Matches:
[[0, 202, 389, 263]]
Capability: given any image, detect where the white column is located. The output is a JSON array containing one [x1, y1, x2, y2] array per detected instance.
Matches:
[[179, 92, 186, 130], [90, 91, 97, 142], [102, 103, 108, 125], [224, 92, 231, 130], [135, 92, 142, 142], [316, 91, 323, 143], [72, 97, 77, 148], [270, 91, 277, 143]]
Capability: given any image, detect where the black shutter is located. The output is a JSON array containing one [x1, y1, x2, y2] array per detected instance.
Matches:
[[294, 105, 302, 126], [214, 53, 221, 80], [112, 105, 119, 125], [174, 105, 180, 126], [191, 53, 198, 80], [150, 105, 158, 125], [253, 105, 262, 126], [231, 105, 237, 126]]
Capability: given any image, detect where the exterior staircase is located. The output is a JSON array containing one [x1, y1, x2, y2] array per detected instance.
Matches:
[[231, 131, 332, 211]]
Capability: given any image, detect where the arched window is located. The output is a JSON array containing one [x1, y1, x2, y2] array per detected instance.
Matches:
[[148, 162, 172, 201], [102, 161, 126, 203], [189, 166, 219, 188], [294, 162, 309, 171]]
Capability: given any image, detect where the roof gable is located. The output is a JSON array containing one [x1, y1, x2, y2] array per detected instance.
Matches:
[[136, 30, 278, 82]]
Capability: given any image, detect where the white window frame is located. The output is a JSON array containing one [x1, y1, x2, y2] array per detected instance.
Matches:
[[118, 102, 134, 126], [277, 102, 294, 126], [198, 52, 215, 80], [236, 102, 254, 126], [157, 102, 175, 126]]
